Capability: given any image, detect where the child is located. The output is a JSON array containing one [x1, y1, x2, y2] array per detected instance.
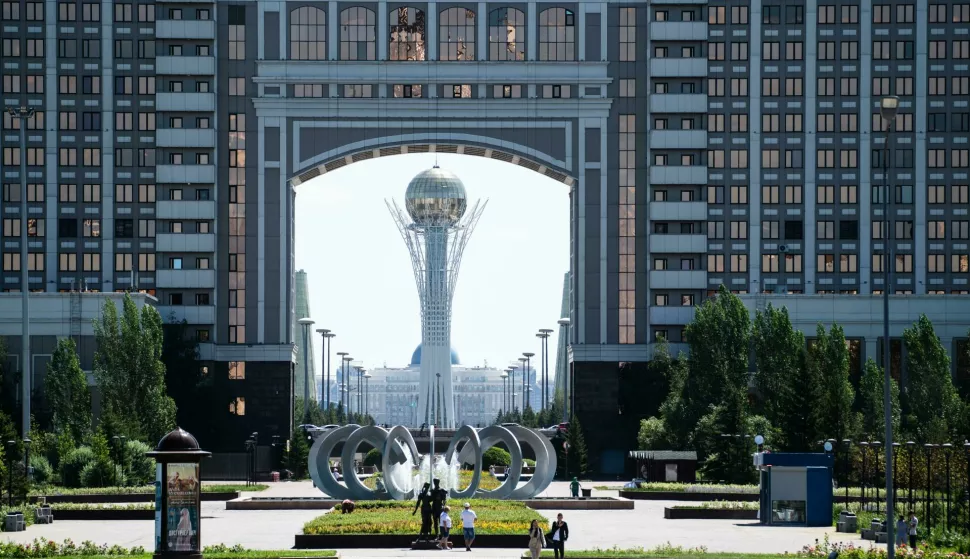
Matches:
[[439, 505, 453, 549]]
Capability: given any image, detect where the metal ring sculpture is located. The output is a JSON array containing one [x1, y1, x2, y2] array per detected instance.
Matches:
[[308, 425, 556, 500]]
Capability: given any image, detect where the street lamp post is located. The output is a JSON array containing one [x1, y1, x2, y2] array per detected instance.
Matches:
[[522, 351, 535, 408], [5, 440, 14, 507], [907, 441, 916, 508], [364, 371, 371, 417], [518, 357, 528, 410], [335, 352, 348, 413], [879, 94, 900, 559], [316, 329, 331, 409], [298, 317, 315, 424], [510, 366, 517, 413], [538, 329, 553, 411], [355, 366, 364, 419], [500, 371, 509, 415], [8, 107, 35, 439], [558, 318, 572, 422]]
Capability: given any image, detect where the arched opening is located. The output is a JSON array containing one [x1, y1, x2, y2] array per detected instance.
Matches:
[[293, 149, 570, 428]]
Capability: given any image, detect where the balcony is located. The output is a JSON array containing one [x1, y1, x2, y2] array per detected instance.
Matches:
[[649, 165, 708, 185], [650, 129, 707, 150], [649, 94, 707, 114], [649, 201, 707, 222], [156, 233, 215, 252], [157, 164, 215, 184], [156, 304, 215, 324], [156, 269, 215, 289], [649, 305, 697, 326], [649, 234, 707, 254], [156, 19, 216, 40], [649, 22, 708, 41], [156, 200, 215, 220], [156, 56, 215, 75], [156, 128, 216, 148], [648, 270, 707, 289], [649, 57, 708, 78], [156, 93, 216, 112]]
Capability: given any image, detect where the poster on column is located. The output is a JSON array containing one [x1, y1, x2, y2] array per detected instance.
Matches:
[[166, 463, 201, 552]]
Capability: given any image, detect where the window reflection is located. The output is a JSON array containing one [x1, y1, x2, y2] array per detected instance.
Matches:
[[538, 8, 575, 61], [439, 7, 475, 60], [389, 7, 425, 60], [488, 7, 524, 60], [340, 7, 376, 60], [290, 7, 326, 59]]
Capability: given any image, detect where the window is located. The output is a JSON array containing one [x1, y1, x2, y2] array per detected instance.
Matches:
[[290, 6, 326, 60], [538, 7, 574, 61], [731, 221, 747, 239], [229, 397, 246, 415], [818, 254, 835, 273], [439, 7, 475, 60], [337, 6, 375, 60], [817, 221, 835, 240], [618, 7, 635, 61], [343, 84, 372, 98], [708, 6, 725, 24], [115, 253, 132, 272], [762, 5, 780, 24], [763, 221, 780, 240], [83, 253, 100, 271], [618, 113, 636, 344], [785, 41, 803, 60], [731, 5, 747, 24], [58, 253, 76, 272], [654, 294, 668, 306], [929, 221, 946, 240], [228, 77, 245, 96], [83, 183, 100, 202], [763, 41, 780, 60], [819, 41, 835, 60], [841, 41, 858, 60], [731, 254, 747, 272], [620, 79, 635, 98], [228, 6, 246, 60], [82, 219, 100, 237], [895, 254, 913, 273], [839, 254, 857, 273], [731, 42, 748, 61], [841, 5, 858, 23]]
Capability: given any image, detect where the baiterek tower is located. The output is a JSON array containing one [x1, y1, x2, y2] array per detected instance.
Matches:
[[387, 167, 485, 428]]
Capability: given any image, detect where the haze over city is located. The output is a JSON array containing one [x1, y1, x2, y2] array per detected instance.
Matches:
[[294, 154, 570, 373]]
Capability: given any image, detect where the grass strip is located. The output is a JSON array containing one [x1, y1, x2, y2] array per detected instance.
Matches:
[[523, 547, 790, 559]]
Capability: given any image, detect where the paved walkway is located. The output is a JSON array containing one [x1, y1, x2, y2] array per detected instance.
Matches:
[[2, 481, 867, 555]]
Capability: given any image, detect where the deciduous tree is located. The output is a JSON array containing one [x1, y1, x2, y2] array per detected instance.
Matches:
[[45, 338, 91, 441], [857, 358, 899, 440], [808, 324, 857, 445], [904, 314, 960, 442]]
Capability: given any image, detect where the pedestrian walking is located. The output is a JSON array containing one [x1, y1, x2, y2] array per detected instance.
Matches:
[[908, 511, 919, 549], [439, 506, 453, 550], [895, 516, 907, 547], [548, 513, 569, 559], [528, 519, 544, 559], [461, 502, 478, 551]]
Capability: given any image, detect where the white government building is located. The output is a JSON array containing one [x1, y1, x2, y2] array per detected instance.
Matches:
[[340, 344, 539, 427]]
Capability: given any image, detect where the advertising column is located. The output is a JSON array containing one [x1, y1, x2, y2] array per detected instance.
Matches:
[[165, 463, 201, 552]]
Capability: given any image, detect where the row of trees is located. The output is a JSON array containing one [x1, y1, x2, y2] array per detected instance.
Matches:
[[0, 294, 176, 493], [639, 285, 967, 483]]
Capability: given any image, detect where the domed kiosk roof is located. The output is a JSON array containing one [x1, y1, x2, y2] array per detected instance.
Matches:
[[410, 344, 461, 367], [405, 167, 467, 225]]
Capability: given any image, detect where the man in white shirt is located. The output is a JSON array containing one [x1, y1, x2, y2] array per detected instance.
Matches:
[[460, 502, 477, 551], [908, 511, 919, 549]]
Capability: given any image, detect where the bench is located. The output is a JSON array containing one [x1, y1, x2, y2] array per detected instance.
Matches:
[[4, 512, 26, 532], [35, 505, 54, 524]]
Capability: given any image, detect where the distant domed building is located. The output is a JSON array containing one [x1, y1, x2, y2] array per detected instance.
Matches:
[[354, 344, 539, 427]]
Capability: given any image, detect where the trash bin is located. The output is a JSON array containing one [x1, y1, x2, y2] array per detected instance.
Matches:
[[581, 488, 592, 498]]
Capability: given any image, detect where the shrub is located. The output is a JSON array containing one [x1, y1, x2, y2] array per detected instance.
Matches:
[[363, 449, 382, 470], [59, 447, 95, 488], [123, 440, 155, 485], [80, 460, 125, 488], [482, 447, 511, 469], [30, 455, 54, 486]]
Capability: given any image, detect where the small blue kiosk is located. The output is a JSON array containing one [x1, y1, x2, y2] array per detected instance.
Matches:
[[755, 451, 833, 527]]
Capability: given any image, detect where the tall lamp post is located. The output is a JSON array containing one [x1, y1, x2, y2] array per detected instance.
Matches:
[[509, 365, 517, 413], [518, 357, 528, 410], [537, 329, 552, 411], [500, 371, 509, 414], [8, 106, 35, 438], [298, 317, 315, 424], [523, 353, 535, 410], [880, 94, 900, 559], [316, 329, 332, 409], [363, 371, 371, 418], [558, 318, 572, 421]]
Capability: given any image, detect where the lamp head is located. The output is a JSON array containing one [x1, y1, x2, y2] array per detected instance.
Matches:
[[316, 328, 330, 335], [539, 328, 554, 334], [364, 372, 371, 378], [880, 95, 900, 122], [523, 352, 535, 358], [500, 372, 508, 379], [298, 317, 315, 326], [557, 318, 571, 326]]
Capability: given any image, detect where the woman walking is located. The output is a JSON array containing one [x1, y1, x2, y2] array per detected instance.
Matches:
[[528, 520, 544, 559]]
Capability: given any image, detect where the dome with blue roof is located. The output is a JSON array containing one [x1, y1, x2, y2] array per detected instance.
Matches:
[[410, 344, 460, 367]]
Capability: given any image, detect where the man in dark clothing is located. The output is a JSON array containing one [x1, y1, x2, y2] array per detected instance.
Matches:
[[430, 478, 448, 537], [549, 513, 569, 559], [412, 483, 433, 539]]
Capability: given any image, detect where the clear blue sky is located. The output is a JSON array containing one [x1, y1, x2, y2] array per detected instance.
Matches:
[[294, 154, 570, 374]]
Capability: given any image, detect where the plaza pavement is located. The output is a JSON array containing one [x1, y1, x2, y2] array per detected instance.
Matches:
[[1, 480, 868, 557]]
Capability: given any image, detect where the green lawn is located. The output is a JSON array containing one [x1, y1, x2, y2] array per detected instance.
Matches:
[[302, 499, 545, 535], [48, 503, 153, 510], [0, 552, 335, 559], [522, 546, 792, 559], [29, 484, 268, 496], [0, 540, 334, 559]]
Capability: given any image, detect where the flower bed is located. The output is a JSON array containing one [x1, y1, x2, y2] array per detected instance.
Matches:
[[49, 503, 154, 521], [0, 539, 335, 559], [31, 485, 258, 504], [302, 499, 544, 536]]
